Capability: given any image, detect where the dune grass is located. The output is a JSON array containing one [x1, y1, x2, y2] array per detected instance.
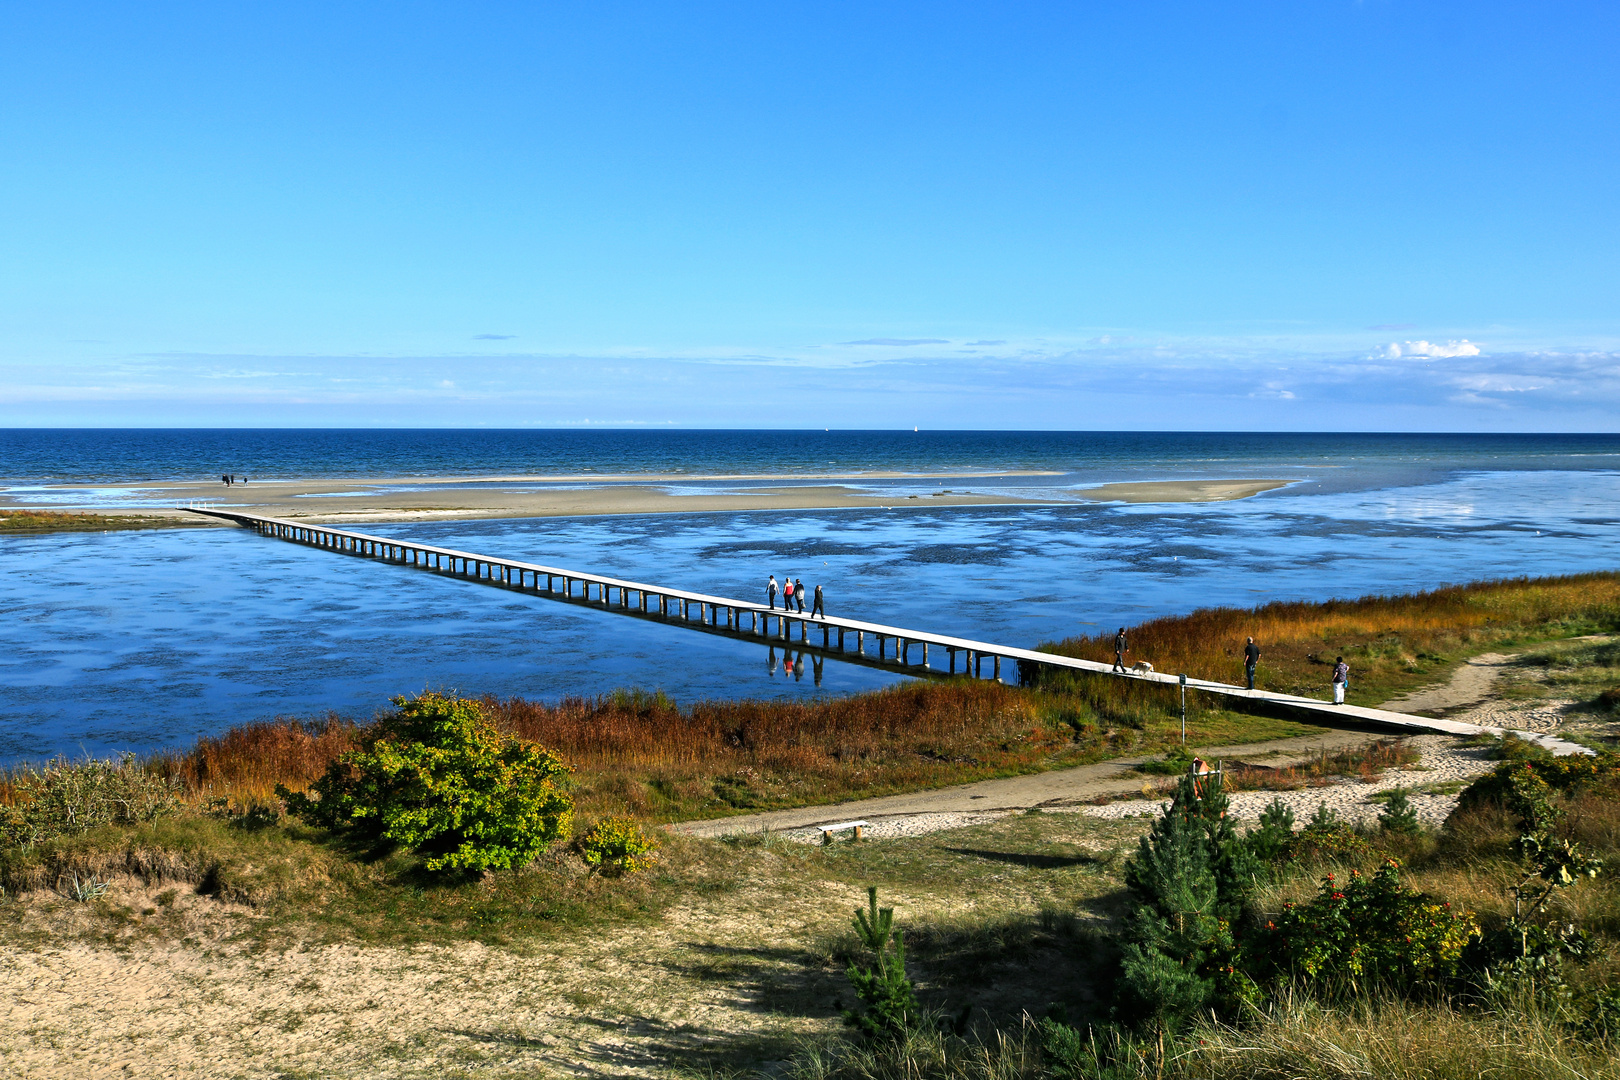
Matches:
[[143, 682, 1306, 825], [0, 509, 197, 532], [1036, 572, 1620, 707]]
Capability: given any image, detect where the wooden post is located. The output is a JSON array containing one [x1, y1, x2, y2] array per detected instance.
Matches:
[[994, 655, 1001, 681], [922, 642, 929, 667]]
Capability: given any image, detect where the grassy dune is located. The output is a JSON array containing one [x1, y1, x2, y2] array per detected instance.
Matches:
[[1037, 571, 1620, 705]]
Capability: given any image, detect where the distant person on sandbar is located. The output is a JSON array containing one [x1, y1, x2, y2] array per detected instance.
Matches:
[[1331, 656, 1350, 704], [222, 474, 230, 486], [1243, 636, 1260, 690], [1112, 627, 1128, 673], [768, 575, 779, 609], [811, 583, 825, 619], [794, 578, 805, 613]]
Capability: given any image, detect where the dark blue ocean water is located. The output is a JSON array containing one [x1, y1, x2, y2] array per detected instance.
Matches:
[[4, 429, 1620, 492], [3, 431, 1619, 760]]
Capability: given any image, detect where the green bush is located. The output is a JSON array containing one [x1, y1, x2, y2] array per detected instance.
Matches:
[[1455, 751, 1620, 811], [1283, 804, 1372, 863], [1259, 859, 1480, 997], [2, 754, 182, 848], [577, 816, 660, 875], [279, 692, 573, 873]]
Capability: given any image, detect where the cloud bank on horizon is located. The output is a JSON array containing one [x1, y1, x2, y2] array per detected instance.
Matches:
[[6, 336, 1618, 431]]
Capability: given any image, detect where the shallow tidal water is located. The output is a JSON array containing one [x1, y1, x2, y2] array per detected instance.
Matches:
[[3, 466, 1618, 760]]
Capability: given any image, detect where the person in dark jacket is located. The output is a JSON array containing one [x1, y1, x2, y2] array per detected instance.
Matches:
[[794, 578, 806, 613], [811, 583, 825, 619], [1112, 628, 1128, 673], [1243, 637, 1260, 690]]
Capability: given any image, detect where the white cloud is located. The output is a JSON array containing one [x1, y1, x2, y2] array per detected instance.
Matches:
[[1377, 339, 1482, 359]]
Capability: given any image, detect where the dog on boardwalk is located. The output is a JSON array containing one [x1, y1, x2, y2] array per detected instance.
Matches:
[[1130, 660, 1155, 674]]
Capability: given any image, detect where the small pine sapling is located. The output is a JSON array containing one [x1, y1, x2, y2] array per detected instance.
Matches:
[[1379, 789, 1421, 835], [1306, 802, 1341, 832], [1247, 798, 1296, 863], [843, 887, 919, 1042]]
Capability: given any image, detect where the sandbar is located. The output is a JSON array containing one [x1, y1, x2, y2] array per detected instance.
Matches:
[[0, 475, 1053, 525], [1073, 479, 1290, 503]]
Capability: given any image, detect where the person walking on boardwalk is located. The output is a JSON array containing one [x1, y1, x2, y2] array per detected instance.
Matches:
[[811, 583, 825, 619], [1243, 636, 1260, 690], [1112, 627, 1128, 673], [768, 575, 779, 609], [1331, 656, 1350, 704], [794, 577, 806, 613], [782, 576, 794, 612]]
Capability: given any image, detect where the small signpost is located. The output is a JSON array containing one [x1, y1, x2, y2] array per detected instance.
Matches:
[[1179, 673, 1188, 746]]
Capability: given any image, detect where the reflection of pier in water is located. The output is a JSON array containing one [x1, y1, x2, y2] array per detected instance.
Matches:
[[181, 508, 1591, 754]]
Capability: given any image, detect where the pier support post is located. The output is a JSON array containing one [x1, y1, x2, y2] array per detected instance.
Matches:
[[994, 655, 1001, 681], [922, 642, 929, 668], [857, 631, 864, 653]]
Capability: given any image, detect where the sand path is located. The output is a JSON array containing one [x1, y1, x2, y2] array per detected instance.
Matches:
[[674, 647, 1579, 842]]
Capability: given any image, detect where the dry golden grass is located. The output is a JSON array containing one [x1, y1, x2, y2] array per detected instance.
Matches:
[[1041, 572, 1620, 702], [148, 683, 1070, 822]]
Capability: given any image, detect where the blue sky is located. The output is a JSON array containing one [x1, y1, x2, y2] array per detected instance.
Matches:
[[2, 2, 1617, 429]]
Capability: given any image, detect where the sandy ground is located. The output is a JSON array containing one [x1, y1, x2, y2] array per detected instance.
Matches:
[[1072, 478, 1290, 503], [3, 650, 1600, 1078], [5, 475, 1292, 525], [0, 876, 857, 1080]]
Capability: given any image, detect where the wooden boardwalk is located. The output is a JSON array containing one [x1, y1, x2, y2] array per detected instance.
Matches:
[[188, 508, 1589, 756]]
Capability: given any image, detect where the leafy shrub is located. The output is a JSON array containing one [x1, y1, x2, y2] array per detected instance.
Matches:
[[279, 692, 573, 873], [2, 754, 182, 848], [1283, 804, 1372, 863], [577, 816, 659, 875], [1455, 751, 1620, 811], [843, 886, 920, 1042], [1468, 761, 1604, 997], [1259, 859, 1480, 997]]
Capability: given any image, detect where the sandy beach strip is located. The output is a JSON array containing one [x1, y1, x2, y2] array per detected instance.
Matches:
[[1073, 478, 1291, 503], [4, 472, 1294, 524]]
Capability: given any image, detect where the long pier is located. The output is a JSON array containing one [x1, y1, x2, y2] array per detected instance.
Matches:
[[187, 508, 1589, 755]]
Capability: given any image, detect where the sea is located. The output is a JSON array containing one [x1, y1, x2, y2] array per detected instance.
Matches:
[[3, 430, 1619, 761]]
